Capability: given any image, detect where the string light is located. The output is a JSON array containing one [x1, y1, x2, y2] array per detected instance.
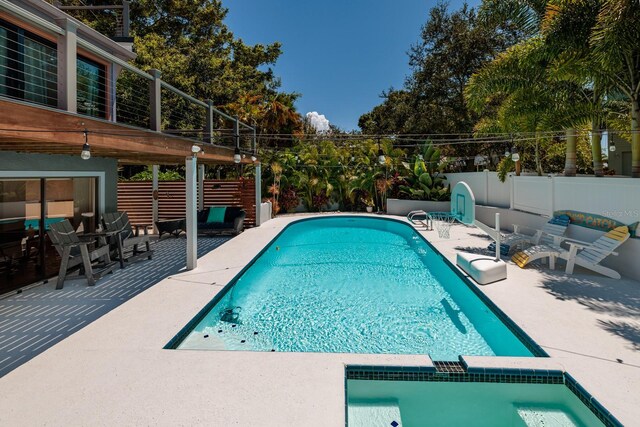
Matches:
[[80, 129, 91, 160]]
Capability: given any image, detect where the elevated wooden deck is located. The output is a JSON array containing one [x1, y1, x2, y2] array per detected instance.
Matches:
[[0, 99, 252, 165]]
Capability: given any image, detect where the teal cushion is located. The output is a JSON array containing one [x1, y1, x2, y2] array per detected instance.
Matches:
[[628, 221, 639, 238], [206, 206, 227, 223]]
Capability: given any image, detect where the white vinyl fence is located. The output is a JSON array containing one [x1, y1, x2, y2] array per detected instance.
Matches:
[[444, 172, 640, 224]]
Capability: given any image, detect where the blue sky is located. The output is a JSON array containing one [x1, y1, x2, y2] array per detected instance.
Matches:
[[225, 0, 481, 131]]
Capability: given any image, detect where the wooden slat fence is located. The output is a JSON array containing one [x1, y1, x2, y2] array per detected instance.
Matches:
[[118, 179, 256, 228]]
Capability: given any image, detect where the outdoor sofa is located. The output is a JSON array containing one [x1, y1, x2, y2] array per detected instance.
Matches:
[[197, 206, 246, 236]]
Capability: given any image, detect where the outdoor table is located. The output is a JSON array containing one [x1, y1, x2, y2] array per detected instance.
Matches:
[[155, 218, 186, 238]]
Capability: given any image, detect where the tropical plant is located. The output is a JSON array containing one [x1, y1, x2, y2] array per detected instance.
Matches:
[[397, 144, 450, 201], [278, 188, 300, 213], [125, 166, 183, 181]]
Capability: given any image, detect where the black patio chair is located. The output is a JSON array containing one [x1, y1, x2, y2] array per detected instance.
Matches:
[[102, 212, 153, 269], [47, 220, 117, 289]]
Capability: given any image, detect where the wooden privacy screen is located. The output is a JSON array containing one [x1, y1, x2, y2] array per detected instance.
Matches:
[[117, 179, 256, 228]]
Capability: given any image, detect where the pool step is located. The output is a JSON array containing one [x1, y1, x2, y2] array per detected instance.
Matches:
[[178, 332, 227, 350], [515, 405, 579, 427], [348, 401, 402, 427]]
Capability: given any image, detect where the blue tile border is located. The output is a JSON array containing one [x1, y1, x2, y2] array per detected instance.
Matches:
[[564, 373, 623, 427], [344, 365, 623, 427]]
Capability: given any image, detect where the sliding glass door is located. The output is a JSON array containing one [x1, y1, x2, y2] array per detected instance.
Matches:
[[77, 56, 106, 118], [0, 19, 57, 107], [0, 177, 97, 294]]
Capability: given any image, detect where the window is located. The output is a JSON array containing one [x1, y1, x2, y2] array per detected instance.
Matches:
[[77, 56, 106, 118], [0, 19, 57, 107]]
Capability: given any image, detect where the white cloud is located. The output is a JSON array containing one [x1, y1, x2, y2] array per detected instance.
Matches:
[[306, 111, 330, 133]]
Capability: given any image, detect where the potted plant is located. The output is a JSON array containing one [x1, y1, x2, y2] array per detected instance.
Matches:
[[363, 196, 374, 213]]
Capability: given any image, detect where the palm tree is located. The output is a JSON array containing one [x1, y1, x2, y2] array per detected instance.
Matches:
[[466, 37, 573, 176], [475, 0, 610, 177], [541, 0, 640, 176]]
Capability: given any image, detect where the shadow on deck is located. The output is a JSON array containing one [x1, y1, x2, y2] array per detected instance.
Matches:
[[0, 236, 229, 377]]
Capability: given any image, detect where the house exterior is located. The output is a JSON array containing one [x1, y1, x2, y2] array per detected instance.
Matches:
[[0, 0, 255, 293]]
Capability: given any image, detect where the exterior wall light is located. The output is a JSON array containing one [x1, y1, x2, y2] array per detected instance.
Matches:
[[191, 145, 202, 154], [609, 142, 616, 152], [81, 129, 91, 160], [234, 147, 241, 164]]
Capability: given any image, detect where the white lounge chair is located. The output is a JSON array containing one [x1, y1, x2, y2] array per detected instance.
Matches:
[[489, 214, 570, 256], [512, 226, 630, 279]]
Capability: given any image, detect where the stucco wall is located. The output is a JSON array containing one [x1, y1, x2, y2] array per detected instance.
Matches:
[[0, 151, 118, 212]]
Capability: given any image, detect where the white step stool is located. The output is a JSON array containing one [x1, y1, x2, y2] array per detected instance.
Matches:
[[456, 252, 507, 285]]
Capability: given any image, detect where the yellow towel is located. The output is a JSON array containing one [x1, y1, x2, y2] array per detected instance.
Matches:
[[511, 251, 530, 268], [606, 226, 629, 241]]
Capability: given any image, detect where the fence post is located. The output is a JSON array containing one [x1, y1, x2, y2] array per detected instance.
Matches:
[[549, 175, 555, 217], [205, 99, 214, 144], [109, 65, 119, 122], [509, 173, 515, 210], [233, 117, 240, 150], [483, 169, 489, 205], [149, 69, 162, 132], [55, 18, 77, 113]]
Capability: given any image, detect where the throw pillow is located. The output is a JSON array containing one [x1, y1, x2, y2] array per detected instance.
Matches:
[[206, 206, 227, 223]]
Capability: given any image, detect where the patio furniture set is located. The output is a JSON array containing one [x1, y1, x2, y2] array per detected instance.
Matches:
[[408, 207, 632, 280], [155, 206, 246, 238], [492, 213, 630, 279], [48, 212, 152, 290], [48, 206, 245, 289]]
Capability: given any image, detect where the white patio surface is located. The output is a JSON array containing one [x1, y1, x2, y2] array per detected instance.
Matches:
[[0, 214, 637, 426]]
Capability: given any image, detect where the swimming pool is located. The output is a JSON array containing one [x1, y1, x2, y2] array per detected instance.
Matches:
[[346, 367, 617, 426], [171, 216, 540, 360]]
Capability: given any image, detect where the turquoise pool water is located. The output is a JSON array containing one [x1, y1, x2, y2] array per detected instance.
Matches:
[[175, 216, 535, 360], [347, 380, 605, 426]]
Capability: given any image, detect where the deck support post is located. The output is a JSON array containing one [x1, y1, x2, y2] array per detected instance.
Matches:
[[185, 156, 198, 270], [254, 162, 262, 226]]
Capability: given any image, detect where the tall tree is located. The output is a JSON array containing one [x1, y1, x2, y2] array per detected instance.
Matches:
[[359, 2, 518, 136], [53, 0, 298, 134]]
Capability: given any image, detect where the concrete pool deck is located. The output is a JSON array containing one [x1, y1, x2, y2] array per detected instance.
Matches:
[[0, 213, 638, 426]]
